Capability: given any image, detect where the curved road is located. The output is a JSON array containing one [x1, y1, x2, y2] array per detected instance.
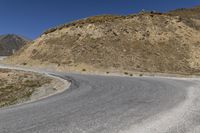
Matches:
[[0, 68, 200, 133]]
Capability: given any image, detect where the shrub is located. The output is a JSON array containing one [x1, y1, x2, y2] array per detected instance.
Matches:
[[124, 72, 129, 75], [22, 62, 27, 66], [136, 65, 140, 68]]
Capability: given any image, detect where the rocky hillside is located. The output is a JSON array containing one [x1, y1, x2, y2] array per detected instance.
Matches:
[[5, 6, 200, 75], [0, 34, 29, 56]]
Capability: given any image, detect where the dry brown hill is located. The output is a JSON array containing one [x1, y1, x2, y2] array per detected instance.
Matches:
[[5, 6, 200, 75]]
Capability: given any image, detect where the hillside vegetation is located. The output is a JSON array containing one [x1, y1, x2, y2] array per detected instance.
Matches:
[[5, 6, 200, 75], [0, 69, 52, 107]]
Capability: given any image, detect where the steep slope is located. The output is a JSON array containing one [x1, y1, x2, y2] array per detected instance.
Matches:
[[5, 7, 200, 75], [0, 34, 29, 56]]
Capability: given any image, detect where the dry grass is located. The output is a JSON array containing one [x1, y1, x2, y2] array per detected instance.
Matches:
[[167, 6, 200, 19], [43, 15, 123, 35], [167, 6, 200, 30], [0, 69, 52, 107]]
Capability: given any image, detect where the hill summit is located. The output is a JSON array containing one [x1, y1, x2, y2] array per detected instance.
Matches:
[[5, 6, 200, 75]]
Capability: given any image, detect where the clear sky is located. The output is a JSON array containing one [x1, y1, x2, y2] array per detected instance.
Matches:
[[0, 0, 200, 39]]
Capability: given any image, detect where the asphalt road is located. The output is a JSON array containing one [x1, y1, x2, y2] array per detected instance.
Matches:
[[0, 69, 200, 133]]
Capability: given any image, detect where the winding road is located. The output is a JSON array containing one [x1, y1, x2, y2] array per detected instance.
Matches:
[[0, 65, 200, 133]]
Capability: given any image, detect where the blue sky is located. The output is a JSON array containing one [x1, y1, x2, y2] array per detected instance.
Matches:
[[0, 0, 200, 39]]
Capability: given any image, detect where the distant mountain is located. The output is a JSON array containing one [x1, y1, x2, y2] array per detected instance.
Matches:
[[0, 34, 30, 56]]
